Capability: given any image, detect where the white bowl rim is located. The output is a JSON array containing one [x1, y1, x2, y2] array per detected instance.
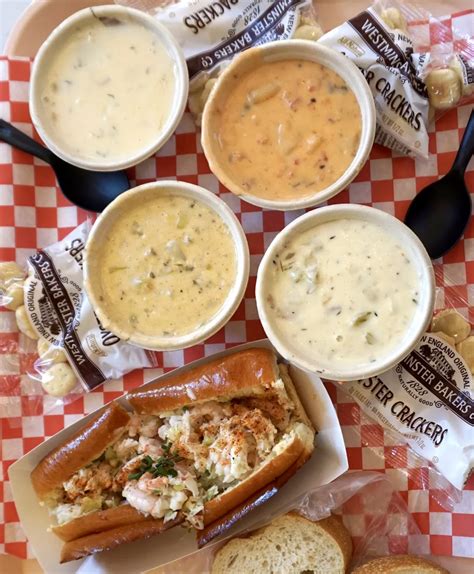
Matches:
[[29, 4, 189, 172], [256, 204, 435, 381], [202, 40, 376, 211], [84, 180, 250, 351]]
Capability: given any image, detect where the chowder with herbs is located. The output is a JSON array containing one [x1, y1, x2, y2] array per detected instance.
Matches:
[[36, 13, 176, 163], [95, 194, 237, 338], [262, 219, 420, 369], [210, 58, 362, 201]]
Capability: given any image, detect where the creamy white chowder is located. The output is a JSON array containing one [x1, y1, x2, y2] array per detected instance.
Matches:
[[37, 14, 176, 163], [263, 219, 420, 369]]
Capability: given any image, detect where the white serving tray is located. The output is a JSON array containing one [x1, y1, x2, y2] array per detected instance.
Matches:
[[9, 339, 348, 574]]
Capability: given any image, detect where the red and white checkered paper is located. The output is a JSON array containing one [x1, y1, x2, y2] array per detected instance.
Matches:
[[1, 10, 473, 561]]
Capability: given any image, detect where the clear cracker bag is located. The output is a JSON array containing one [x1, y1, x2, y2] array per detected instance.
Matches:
[[319, 0, 474, 158], [0, 222, 156, 407], [336, 266, 473, 492]]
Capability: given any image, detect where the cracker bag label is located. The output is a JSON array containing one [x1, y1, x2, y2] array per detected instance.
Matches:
[[25, 222, 155, 391], [128, 0, 318, 85], [345, 334, 473, 490], [184, 0, 306, 77], [319, 6, 430, 158]]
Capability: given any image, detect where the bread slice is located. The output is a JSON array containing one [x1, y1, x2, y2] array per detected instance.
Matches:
[[211, 513, 352, 574], [352, 555, 450, 574]]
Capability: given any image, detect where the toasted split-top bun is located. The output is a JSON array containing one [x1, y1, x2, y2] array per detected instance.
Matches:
[[278, 362, 313, 429], [53, 504, 151, 542], [126, 348, 281, 413], [211, 513, 352, 574], [352, 555, 449, 574], [31, 402, 130, 501]]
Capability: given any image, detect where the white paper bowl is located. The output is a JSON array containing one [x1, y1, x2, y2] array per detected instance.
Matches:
[[256, 204, 435, 381], [84, 181, 249, 351], [202, 41, 376, 211], [29, 5, 189, 172]]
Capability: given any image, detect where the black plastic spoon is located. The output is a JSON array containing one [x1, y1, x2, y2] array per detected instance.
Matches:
[[0, 119, 130, 212], [404, 110, 473, 259]]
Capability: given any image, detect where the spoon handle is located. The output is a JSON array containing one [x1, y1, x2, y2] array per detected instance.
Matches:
[[0, 119, 52, 164], [452, 110, 474, 175]]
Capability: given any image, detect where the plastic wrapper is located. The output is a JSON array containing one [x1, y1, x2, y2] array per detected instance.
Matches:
[[0, 222, 157, 412], [117, 0, 472, 155], [318, 0, 474, 158], [336, 266, 473, 493], [115, 0, 323, 124], [147, 470, 439, 573], [379, 0, 474, 113]]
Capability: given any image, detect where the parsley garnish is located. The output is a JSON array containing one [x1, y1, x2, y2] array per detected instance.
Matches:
[[128, 450, 183, 481]]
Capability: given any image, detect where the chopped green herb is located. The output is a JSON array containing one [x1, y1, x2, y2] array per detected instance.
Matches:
[[353, 311, 372, 326], [127, 452, 182, 481]]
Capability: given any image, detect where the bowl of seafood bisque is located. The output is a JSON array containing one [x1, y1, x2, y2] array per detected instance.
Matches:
[[202, 41, 376, 211]]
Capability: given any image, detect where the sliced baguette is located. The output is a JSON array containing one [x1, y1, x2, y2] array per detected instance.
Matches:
[[211, 513, 352, 574], [352, 555, 450, 574]]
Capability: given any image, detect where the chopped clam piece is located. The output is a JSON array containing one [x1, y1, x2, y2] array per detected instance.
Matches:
[[305, 134, 321, 154], [289, 268, 303, 283], [365, 332, 375, 345], [305, 265, 318, 284], [166, 239, 186, 261]]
